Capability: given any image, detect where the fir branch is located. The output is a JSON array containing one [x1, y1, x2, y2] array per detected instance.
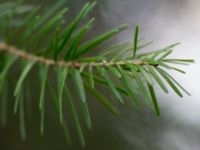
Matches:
[[0, 0, 194, 146]]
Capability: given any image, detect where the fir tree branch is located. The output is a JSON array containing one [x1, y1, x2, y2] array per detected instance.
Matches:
[[0, 1, 194, 146]]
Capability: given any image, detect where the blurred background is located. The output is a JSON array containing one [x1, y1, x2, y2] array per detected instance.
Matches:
[[0, 0, 200, 149]]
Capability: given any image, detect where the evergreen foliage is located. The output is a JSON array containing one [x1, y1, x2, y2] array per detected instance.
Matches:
[[0, 0, 194, 146]]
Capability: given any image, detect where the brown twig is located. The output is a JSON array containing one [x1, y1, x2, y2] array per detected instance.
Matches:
[[0, 42, 156, 68]]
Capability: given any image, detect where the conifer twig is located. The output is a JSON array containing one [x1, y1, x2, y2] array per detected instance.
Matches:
[[0, 42, 158, 68]]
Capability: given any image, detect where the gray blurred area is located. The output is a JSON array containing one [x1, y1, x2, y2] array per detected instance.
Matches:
[[0, 0, 200, 150]]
